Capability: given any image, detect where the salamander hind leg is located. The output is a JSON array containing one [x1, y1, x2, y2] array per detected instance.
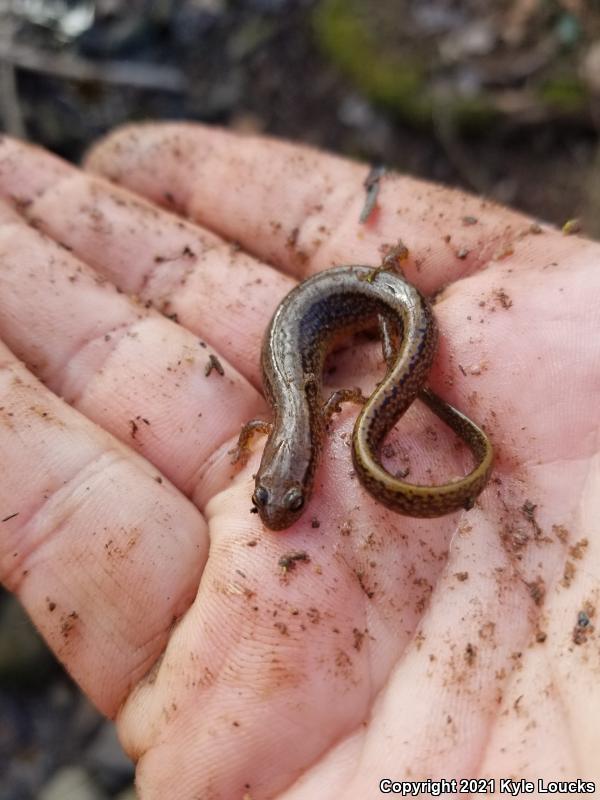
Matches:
[[229, 419, 273, 465], [378, 313, 402, 371], [323, 388, 367, 423], [360, 242, 409, 283]]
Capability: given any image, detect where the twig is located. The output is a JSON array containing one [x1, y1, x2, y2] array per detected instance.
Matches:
[[359, 164, 386, 224], [0, 40, 187, 92], [431, 99, 491, 195], [0, 18, 26, 137], [0, 58, 26, 137]]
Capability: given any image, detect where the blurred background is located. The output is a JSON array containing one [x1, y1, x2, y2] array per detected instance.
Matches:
[[0, 0, 597, 798]]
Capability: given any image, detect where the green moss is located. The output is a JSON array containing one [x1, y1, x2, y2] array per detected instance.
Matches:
[[313, 0, 431, 126], [314, 0, 587, 130], [539, 75, 587, 113]]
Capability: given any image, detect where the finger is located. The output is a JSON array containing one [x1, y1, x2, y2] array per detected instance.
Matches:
[[0, 136, 293, 388], [0, 341, 206, 715], [85, 122, 551, 293], [0, 133, 74, 199], [0, 198, 264, 497]]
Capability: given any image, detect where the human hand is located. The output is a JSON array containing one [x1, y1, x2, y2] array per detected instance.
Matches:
[[0, 125, 598, 798]]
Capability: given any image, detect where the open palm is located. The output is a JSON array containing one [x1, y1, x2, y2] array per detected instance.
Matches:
[[0, 125, 598, 799]]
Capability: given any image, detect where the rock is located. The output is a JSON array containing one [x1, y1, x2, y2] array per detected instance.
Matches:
[[247, 0, 290, 9], [227, 17, 275, 60], [555, 13, 580, 47], [440, 21, 496, 63], [115, 787, 138, 800], [338, 94, 376, 128], [171, 0, 224, 45], [582, 41, 600, 93], [38, 767, 107, 800], [64, 693, 106, 747], [0, 594, 56, 686], [85, 721, 134, 792]]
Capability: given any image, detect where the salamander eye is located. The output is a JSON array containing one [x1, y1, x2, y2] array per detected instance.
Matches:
[[283, 487, 304, 512], [252, 485, 269, 508]]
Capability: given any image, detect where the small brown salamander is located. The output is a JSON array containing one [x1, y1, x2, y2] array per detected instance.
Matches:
[[234, 247, 493, 530]]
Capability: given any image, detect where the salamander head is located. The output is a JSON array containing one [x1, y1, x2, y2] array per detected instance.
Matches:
[[252, 479, 306, 530]]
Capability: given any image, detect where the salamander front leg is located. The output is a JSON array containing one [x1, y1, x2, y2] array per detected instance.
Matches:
[[229, 419, 273, 465]]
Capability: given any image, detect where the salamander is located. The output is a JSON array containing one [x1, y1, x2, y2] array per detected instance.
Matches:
[[234, 247, 494, 530]]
